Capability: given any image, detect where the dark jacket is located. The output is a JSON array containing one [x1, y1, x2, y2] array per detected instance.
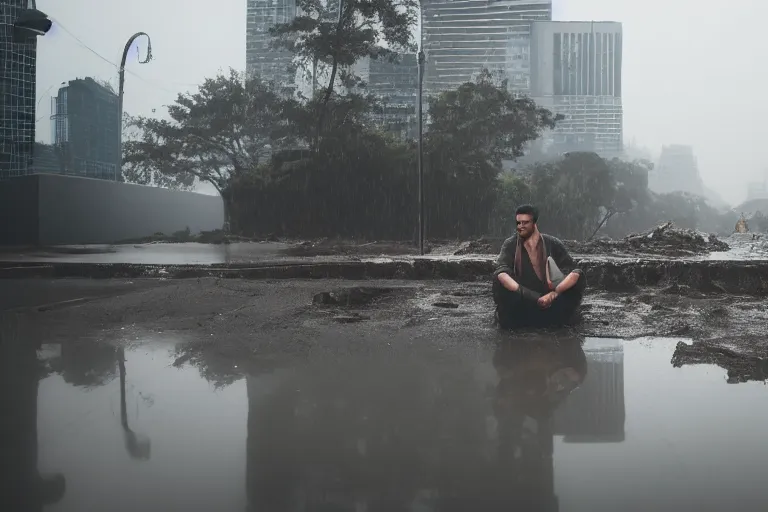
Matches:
[[493, 233, 585, 289]]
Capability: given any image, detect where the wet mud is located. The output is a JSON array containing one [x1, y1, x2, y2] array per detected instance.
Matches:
[[9, 277, 766, 386]]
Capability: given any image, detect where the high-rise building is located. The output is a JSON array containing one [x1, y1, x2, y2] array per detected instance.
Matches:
[[420, 0, 552, 96], [0, 0, 40, 178], [529, 21, 623, 157], [246, 0, 297, 86], [354, 54, 419, 138], [649, 144, 704, 196], [50, 78, 120, 181]]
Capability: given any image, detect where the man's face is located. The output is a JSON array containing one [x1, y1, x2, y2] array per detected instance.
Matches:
[[516, 214, 536, 238]]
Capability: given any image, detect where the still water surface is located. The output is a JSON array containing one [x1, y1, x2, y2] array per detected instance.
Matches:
[[9, 338, 768, 511]]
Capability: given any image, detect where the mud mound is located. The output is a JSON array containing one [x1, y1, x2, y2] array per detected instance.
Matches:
[[453, 238, 503, 256], [566, 222, 730, 257], [284, 239, 424, 257]]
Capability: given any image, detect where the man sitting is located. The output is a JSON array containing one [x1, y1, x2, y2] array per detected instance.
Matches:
[[493, 204, 586, 329]]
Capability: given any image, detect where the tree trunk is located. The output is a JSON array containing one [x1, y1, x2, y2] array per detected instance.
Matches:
[[315, 0, 345, 149], [588, 210, 616, 241]]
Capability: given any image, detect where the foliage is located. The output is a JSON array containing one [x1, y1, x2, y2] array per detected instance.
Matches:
[[522, 152, 616, 240], [122, 70, 288, 198], [270, 0, 418, 143], [647, 192, 734, 234], [420, 70, 561, 237], [491, 172, 532, 236], [426, 70, 562, 168]]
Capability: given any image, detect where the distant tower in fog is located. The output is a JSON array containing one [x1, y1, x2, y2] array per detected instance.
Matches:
[[650, 144, 705, 196]]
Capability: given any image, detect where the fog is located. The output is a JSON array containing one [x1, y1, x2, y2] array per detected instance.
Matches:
[[34, 0, 768, 205]]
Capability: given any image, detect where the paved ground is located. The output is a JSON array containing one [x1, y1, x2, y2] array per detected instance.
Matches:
[[3, 278, 766, 384], [0, 232, 766, 265]]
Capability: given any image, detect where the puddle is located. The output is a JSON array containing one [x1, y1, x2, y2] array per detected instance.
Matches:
[[3, 338, 768, 511]]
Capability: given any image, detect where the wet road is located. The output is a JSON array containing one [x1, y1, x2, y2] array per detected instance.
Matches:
[[0, 233, 766, 265], [3, 329, 768, 511]]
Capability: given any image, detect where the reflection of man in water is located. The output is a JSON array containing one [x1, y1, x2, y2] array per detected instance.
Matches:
[[492, 337, 587, 512], [0, 314, 65, 511]]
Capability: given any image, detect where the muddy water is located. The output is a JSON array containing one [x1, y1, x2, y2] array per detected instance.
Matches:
[[6, 338, 768, 511]]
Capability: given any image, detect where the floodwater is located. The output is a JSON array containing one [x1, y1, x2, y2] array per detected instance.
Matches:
[[3, 337, 768, 511], [0, 242, 290, 265]]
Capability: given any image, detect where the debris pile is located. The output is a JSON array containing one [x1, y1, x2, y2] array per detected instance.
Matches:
[[453, 238, 502, 256], [566, 222, 730, 257]]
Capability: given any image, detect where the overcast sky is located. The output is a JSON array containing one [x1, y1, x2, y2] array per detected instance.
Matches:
[[35, 0, 767, 205]]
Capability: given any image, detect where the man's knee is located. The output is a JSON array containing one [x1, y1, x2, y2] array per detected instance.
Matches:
[[492, 278, 519, 305]]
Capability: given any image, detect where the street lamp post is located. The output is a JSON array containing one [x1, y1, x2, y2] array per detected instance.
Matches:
[[117, 32, 153, 181], [417, 48, 425, 256]]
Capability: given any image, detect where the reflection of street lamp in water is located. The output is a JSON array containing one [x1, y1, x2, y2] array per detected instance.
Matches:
[[117, 348, 151, 460]]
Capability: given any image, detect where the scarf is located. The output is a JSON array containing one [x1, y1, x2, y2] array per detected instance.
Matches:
[[514, 232, 549, 284]]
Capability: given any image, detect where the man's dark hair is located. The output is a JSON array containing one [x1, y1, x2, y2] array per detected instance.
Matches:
[[515, 204, 539, 223]]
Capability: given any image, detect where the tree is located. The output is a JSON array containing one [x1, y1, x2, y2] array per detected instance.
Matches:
[[491, 172, 533, 236], [423, 70, 561, 237], [588, 158, 652, 239], [526, 152, 616, 240], [427, 70, 562, 169], [122, 70, 289, 223], [270, 0, 418, 145]]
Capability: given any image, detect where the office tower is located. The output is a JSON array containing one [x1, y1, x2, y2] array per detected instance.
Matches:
[[420, 0, 552, 95], [529, 21, 624, 157], [354, 54, 419, 138], [0, 0, 39, 178], [50, 78, 120, 181], [649, 144, 704, 196], [246, 0, 298, 86]]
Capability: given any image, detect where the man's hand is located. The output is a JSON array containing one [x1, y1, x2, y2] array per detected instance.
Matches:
[[537, 291, 558, 309]]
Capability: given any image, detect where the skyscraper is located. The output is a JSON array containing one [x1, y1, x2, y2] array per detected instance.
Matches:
[[649, 144, 704, 196], [354, 54, 419, 138], [529, 21, 624, 157], [420, 0, 552, 95], [246, 0, 297, 86], [50, 78, 120, 181], [0, 0, 40, 178]]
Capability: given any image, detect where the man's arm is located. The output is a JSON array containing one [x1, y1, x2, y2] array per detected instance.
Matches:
[[549, 237, 585, 294], [493, 237, 520, 292]]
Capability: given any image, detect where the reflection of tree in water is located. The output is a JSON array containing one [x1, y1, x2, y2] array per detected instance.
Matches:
[[117, 347, 152, 460], [48, 340, 119, 388], [244, 339, 586, 512], [45, 340, 151, 460]]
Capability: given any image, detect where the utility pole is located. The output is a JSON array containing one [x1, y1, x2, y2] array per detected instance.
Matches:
[[418, 48, 425, 256], [118, 32, 152, 181]]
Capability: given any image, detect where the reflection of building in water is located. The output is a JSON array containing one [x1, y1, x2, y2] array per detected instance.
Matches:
[[243, 339, 622, 512], [0, 320, 66, 509], [553, 339, 625, 442]]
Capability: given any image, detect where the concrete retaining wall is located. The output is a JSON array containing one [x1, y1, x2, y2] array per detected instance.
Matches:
[[2, 258, 767, 296], [0, 174, 224, 245]]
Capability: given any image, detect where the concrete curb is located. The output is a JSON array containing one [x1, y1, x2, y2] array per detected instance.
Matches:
[[1, 257, 768, 295]]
